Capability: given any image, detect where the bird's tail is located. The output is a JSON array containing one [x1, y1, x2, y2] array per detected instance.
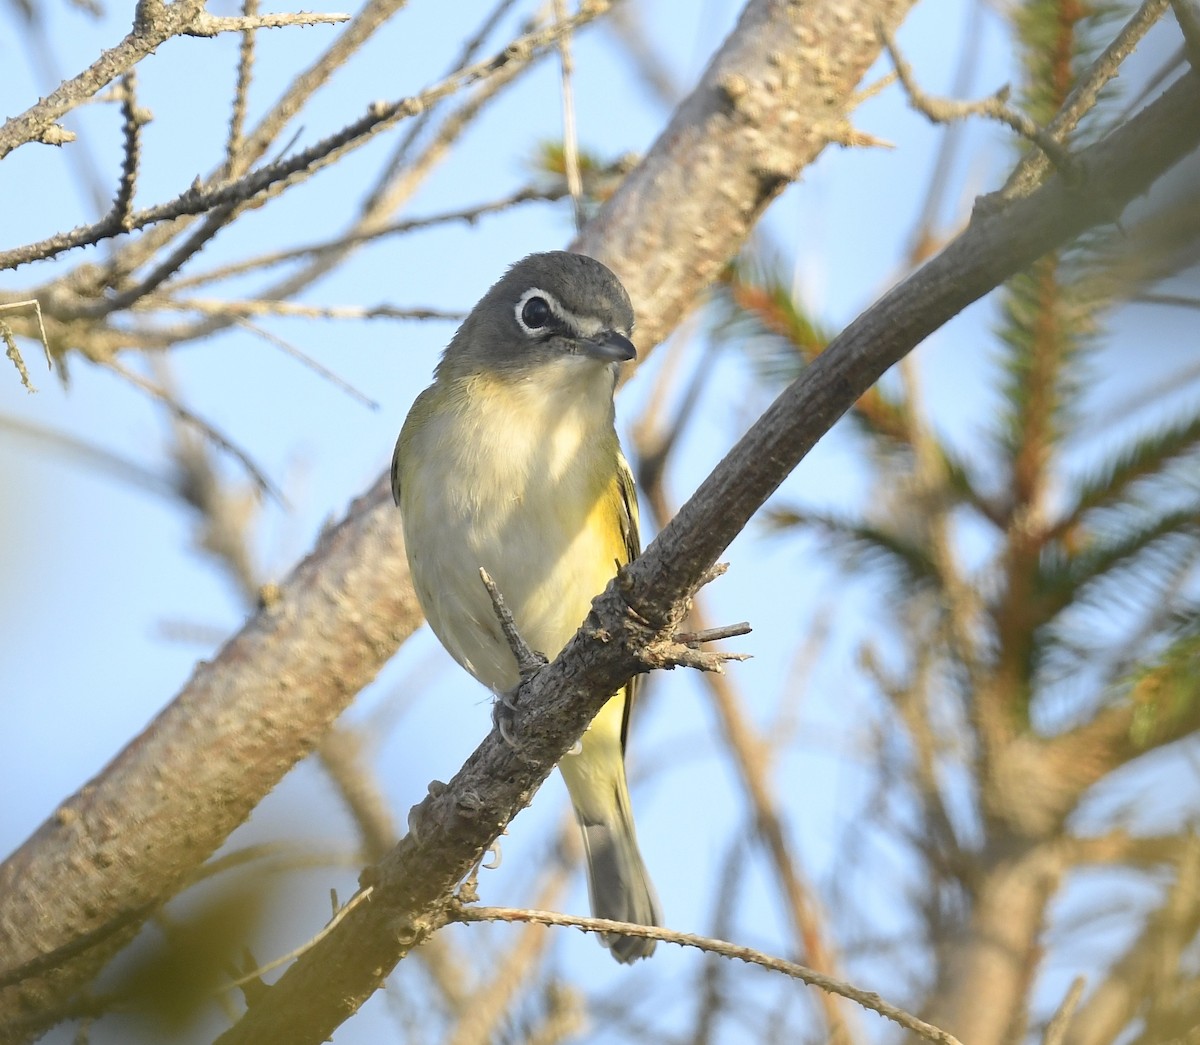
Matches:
[[576, 783, 662, 963], [559, 692, 660, 963]]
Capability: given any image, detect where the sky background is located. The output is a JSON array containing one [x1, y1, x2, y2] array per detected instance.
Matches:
[[2, 0, 1195, 1041]]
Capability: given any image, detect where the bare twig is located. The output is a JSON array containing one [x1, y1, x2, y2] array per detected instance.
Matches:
[[673, 622, 752, 647], [3, 324, 36, 393], [362, 0, 523, 213], [0, 1, 345, 161], [163, 187, 561, 292], [311, 12, 555, 272], [219, 887, 373, 992], [1002, 0, 1171, 198], [0, 3, 611, 271], [1133, 291, 1200, 310], [147, 297, 461, 323], [903, 0, 986, 264], [96, 201, 243, 314], [0, 0, 207, 161], [1042, 976, 1086, 1045], [553, 0, 585, 232], [480, 568, 546, 678], [881, 22, 1077, 175], [0, 299, 52, 392], [233, 318, 379, 410], [104, 0, 408, 280], [224, 0, 259, 173], [640, 632, 750, 674], [231, 0, 408, 180], [157, 370, 263, 593], [106, 359, 281, 500], [113, 71, 148, 228], [0, 299, 51, 366], [454, 905, 966, 1045], [185, 10, 349, 36]]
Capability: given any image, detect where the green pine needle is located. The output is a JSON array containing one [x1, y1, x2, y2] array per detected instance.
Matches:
[[1054, 413, 1200, 537], [765, 505, 941, 592]]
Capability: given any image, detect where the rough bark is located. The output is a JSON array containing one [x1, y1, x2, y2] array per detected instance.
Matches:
[[0, 0, 916, 1038], [0, 477, 422, 1039], [212, 66, 1200, 1045]]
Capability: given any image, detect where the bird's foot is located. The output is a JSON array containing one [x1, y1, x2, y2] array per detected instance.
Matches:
[[492, 655, 547, 763], [493, 688, 522, 749]]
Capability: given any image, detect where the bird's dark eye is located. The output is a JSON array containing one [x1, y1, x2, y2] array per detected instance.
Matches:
[[521, 296, 552, 330]]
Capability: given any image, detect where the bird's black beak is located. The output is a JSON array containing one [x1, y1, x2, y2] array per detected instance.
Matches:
[[580, 330, 637, 363]]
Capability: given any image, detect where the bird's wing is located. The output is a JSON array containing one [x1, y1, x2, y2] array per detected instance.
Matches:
[[614, 449, 642, 750], [391, 387, 433, 508], [616, 449, 641, 563], [390, 436, 403, 507]]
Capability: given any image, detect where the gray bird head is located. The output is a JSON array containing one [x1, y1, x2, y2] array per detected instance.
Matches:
[[436, 251, 637, 382]]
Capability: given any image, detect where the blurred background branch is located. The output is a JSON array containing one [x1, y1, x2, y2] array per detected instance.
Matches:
[[1, 0, 1199, 1042]]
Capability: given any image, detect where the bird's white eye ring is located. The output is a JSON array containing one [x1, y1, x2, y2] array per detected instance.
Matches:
[[515, 288, 560, 334]]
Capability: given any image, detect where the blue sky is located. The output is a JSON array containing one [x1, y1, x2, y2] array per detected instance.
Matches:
[[5, 0, 1191, 1041]]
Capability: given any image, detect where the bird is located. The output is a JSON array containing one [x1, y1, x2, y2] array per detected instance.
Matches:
[[391, 250, 660, 963]]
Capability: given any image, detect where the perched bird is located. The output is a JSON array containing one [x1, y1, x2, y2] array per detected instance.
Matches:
[[392, 251, 660, 962]]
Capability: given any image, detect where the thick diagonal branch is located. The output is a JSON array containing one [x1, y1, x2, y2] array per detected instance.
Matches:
[[0, 0, 918, 1037], [7, 5, 1196, 1045], [213, 68, 1200, 1045]]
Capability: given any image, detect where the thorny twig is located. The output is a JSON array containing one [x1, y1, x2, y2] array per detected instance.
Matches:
[[454, 905, 965, 1045], [162, 187, 564, 293], [113, 71, 149, 228], [0, 299, 52, 392], [0, 0, 345, 161], [0, 3, 611, 271], [223, 0, 259, 174]]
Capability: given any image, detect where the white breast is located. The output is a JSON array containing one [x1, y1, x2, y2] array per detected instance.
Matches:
[[397, 359, 625, 693]]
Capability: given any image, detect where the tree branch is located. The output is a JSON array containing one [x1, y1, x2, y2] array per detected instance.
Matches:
[[0, 3, 609, 272], [455, 905, 965, 1045], [0, 0, 205, 160], [209, 61, 1200, 1045], [0, 0, 346, 162], [0, 475, 421, 1041], [184, 10, 349, 36], [4, 4, 1194, 1043]]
